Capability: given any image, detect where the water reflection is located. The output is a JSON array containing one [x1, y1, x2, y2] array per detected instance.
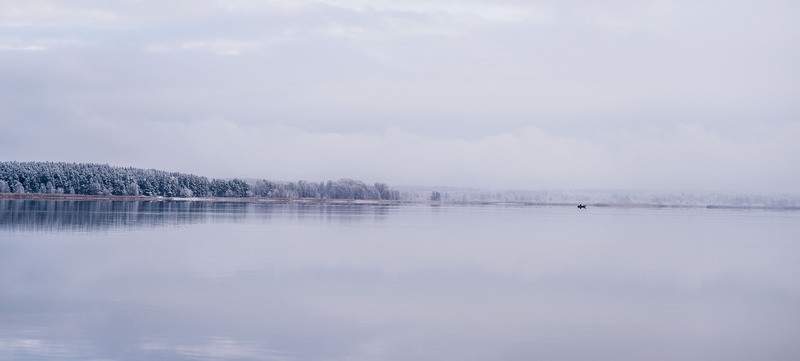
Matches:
[[1, 202, 799, 360], [0, 200, 394, 232], [0, 200, 230, 231]]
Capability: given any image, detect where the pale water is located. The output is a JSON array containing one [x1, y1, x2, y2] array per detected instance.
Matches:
[[1, 200, 799, 360]]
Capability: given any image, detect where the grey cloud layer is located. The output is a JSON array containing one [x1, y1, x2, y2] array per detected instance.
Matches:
[[1, 0, 798, 191]]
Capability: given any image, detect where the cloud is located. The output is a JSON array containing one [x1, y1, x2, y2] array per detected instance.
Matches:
[[0, 44, 46, 51], [140, 337, 289, 360], [316, 0, 537, 23], [0, 0, 798, 192], [180, 39, 260, 56], [0, 0, 117, 26]]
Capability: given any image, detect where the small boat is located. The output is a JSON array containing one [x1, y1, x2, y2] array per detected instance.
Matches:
[[577, 204, 586, 209]]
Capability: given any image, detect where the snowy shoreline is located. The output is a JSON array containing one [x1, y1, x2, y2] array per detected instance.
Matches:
[[2, 193, 798, 211]]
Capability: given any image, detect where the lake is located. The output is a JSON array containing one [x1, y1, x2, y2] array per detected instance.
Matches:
[[1, 200, 799, 360]]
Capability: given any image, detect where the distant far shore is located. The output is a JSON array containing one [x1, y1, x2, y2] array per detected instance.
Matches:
[[1, 193, 798, 211]]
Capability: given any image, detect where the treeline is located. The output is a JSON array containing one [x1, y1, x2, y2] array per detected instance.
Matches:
[[252, 179, 399, 200], [0, 161, 399, 200]]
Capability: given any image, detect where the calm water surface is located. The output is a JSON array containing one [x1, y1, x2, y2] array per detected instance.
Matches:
[[1, 200, 799, 360]]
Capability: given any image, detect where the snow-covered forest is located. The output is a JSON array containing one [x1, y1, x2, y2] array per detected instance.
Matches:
[[0, 161, 400, 200], [1, 161, 797, 207]]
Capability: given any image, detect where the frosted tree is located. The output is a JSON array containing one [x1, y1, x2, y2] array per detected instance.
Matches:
[[126, 182, 141, 196], [0, 161, 402, 201], [179, 187, 193, 197]]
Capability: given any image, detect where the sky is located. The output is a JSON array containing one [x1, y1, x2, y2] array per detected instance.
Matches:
[[1, 0, 798, 192]]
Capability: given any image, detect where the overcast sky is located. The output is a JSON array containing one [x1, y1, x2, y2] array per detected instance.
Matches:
[[1, 0, 798, 192]]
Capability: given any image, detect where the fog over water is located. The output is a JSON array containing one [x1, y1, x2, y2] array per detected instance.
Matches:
[[1, 200, 799, 360], [1, 0, 799, 191]]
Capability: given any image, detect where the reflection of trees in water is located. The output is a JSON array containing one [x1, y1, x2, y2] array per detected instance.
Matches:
[[0, 200, 248, 232], [248, 203, 394, 224], [0, 201, 395, 232]]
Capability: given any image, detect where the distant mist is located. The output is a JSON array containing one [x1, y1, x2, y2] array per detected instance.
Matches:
[[398, 186, 800, 209]]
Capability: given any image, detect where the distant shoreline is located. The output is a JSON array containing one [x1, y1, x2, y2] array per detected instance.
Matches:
[[1, 193, 798, 211]]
